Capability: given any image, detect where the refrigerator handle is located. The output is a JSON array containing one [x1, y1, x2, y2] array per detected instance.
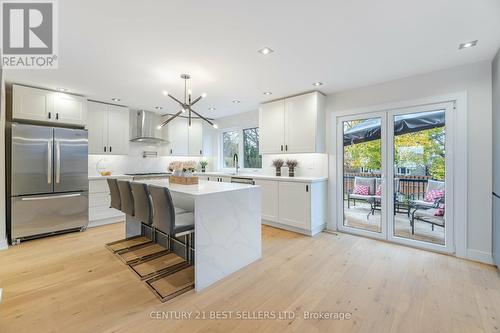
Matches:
[[56, 141, 61, 184], [47, 141, 52, 184]]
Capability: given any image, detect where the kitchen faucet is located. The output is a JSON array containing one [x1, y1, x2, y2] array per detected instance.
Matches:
[[233, 153, 239, 174]]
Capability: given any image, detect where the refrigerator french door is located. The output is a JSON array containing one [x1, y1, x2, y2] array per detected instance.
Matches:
[[10, 123, 89, 242]]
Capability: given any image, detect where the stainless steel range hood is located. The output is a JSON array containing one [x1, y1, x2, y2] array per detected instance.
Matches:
[[130, 110, 169, 144]]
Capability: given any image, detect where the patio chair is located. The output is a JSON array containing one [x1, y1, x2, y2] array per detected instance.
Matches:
[[347, 177, 377, 219], [371, 178, 401, 218], [409, 180, 445, 234]]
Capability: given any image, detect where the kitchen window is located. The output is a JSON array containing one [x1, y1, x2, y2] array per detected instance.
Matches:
[[243, 127, 262, 168], [220, 127, 262, 169]]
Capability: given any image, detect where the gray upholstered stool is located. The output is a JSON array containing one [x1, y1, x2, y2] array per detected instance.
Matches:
[[107, 178, 121, 210]]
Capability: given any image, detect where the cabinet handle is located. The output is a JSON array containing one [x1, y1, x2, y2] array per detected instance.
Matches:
[[104, 146, 107, 152], [280, 145, 283, 151], [306, 185, 309, 192], [285, 145, 288, 151], [48, 112, 51, 119], [56, 113, 59, 120], [170, 149, 173, 154], [109, 146, 112, 153], [200, 150, 202, 155]]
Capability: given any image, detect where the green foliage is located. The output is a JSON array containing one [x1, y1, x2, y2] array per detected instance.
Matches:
[[343, 126, 445, 180], [243, 128, 262, 168]]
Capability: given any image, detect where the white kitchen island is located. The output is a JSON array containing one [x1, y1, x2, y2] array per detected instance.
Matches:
[[129, 179, 262, 291]]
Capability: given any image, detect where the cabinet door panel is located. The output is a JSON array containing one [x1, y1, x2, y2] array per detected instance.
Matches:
[[168, 117, 189, 155], [284, 93, 317, 153], [87, 102, 107, 154], [188, 119, 203, 156], [12, 85, 50, 122], [255, 180, 279, 222], [52, 93, 86, 125], [107, 106, 129, 155], [278, 181, 311, 229], [259, 99, 285, 154]]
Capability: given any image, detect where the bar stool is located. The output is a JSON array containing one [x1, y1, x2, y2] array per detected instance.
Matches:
[[105, 179, 151, 253], [107, 178, 121, 210], [148, 185, 195, 263], [117, 180, 134, 216], [130, 182, 154, 239]]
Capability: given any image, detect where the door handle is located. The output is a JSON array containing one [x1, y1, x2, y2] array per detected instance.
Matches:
[[21, 193, 82, 201], [104, 146, 107, 152], [306, 185, 309, 192], [56, 141, 61, 183], [281, 145, 283, 151], [56, 113, 59, 120], [48, 112, 51, 119], [109, 146, 112, 153], [47, 141, 52, 184], [285, 145, 288, 151]]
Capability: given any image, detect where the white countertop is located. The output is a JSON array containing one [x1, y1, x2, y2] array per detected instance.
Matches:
[[196, 172, 328, 183], [135, 179, 257, 196], [88, 174, 133, 180], [88, 172, 327, 183]]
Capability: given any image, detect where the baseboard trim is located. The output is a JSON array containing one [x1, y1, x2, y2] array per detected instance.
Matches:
[[466, 249, 494, 265], [261, 220, 325, 236], [0, 238, 8, 250], [88, 217, 124, 228]]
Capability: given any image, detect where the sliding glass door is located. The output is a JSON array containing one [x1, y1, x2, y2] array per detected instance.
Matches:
[[338, 113, 387, 239], [337, 102, 454, 253]]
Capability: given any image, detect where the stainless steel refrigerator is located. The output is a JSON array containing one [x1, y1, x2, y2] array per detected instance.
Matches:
[[9, 123, 89, 243]]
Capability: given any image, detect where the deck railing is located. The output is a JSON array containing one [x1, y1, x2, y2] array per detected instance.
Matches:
[[343, 173, 432, 200]]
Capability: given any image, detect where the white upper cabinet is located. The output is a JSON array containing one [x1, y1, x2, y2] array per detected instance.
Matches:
[[52, 93, 86, 125], [166, 117, 204, 156], [87, 101, 129, 155], [259, 91, 325, 154], [259, 99, 285, 154], [12, 85, 87, 126], [167, 117, 189, 155], [107, 105, 129, 155], [188, 119, 204, 156]]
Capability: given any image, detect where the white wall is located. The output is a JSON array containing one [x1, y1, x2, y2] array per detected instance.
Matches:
[[213, 110, 328, 177], [326, 61, 493, 262], [0, 68, 6, 250], [492, 49, 500, 266]]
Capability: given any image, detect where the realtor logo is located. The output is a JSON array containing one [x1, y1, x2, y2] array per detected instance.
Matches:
[[1, 0, 58, 68]]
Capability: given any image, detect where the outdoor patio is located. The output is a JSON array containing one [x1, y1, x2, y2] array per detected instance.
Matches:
[[343, 201, 445, 245]]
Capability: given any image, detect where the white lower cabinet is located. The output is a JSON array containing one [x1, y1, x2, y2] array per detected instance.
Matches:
[[254, 180, 279, 222], [88, 178, 128, 227], [256, 179, 327, 236]]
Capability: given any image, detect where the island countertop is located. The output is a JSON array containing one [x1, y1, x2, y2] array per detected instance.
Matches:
[[135, 179, 257, 196]]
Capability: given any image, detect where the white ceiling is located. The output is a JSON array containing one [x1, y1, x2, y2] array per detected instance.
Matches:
[[5, 0, 500, 118]]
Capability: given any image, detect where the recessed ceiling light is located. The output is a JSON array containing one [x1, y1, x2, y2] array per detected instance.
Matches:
[[459, 40, 478, 49], [154, 106, 163, 110], [111, 98, 121, 102], [232, 100, 241, 104], [258, 47, 274, 55], [208, 107, 216, 111], [312, 82, 323, 86], [263, 92, 272, 95], [56, 87, 68, 92]]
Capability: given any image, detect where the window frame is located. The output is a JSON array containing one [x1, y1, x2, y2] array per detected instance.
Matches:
[[219, 126, 262, 171]]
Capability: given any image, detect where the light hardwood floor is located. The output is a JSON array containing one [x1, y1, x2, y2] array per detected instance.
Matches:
[[1, 223, 499, 333]]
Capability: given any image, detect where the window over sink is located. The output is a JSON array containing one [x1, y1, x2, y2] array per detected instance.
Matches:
[[220, 127, 262, 170]]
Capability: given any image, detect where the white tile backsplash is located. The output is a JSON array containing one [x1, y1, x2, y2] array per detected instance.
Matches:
[[88, 142, 207, 176]]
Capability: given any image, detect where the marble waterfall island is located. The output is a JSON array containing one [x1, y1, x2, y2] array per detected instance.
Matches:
[[131, 179, 262, 291]]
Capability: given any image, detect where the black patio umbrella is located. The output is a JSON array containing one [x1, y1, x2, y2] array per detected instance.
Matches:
[[343, 110, 445, 146]]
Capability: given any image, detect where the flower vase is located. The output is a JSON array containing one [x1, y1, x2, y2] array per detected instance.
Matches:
[[289, 167, 295, 177], [275, 167, 281, 176]]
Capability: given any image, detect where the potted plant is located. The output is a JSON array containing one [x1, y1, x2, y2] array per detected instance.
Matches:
[[272, 159, 284, 176], [286, 159, 298, 177], [199, 160, 208, 173]]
